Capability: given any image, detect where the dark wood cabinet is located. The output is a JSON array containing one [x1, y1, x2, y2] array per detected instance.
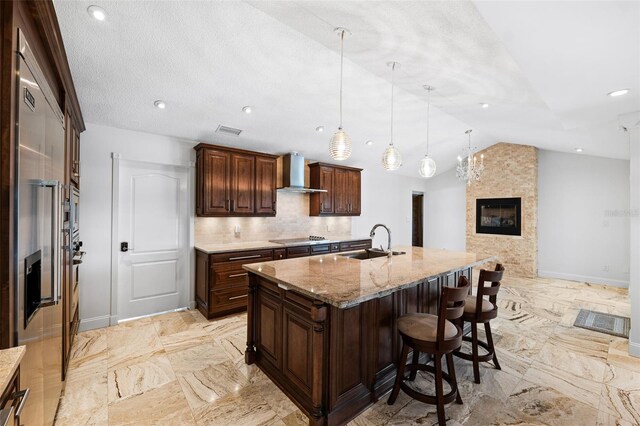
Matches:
[[230, 153, 255, 214], [246, 266, 473, 425], [309, 163, 362, 216], [196, 249, 274, 319], [197, 148, 231, 215], [195, 239, 371, 319], [255, 156, 277, 215], [195, 144, 277, 217]]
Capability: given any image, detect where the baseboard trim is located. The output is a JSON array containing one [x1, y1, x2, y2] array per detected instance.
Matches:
[[629, 340, 640, 358], [79, 315, 111, 332], [537, 270, 629, 288]]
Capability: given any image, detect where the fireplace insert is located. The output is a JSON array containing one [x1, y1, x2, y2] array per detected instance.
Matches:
[[476, 197, 521, 236]]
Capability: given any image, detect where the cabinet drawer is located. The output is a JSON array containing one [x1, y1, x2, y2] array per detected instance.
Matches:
[[210, 287, 248, 311], [287, 246, 310, 258], [211, 249, 273, 264], [212, 265, 249, 289], [339, 240, 372, 251], [310, 244, 330, 255], [273, 249, 286, 260]]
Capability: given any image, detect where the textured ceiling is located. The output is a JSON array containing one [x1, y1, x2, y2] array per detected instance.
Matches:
[[53, 0, 639, 177]]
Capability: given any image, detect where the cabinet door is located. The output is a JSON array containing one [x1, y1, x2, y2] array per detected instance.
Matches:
[[348, 170, 361, 215], [200, 149, 231, 215], [255, 156, 276, 215], [334, 168, 349, 214], [319, 166, 334, 213], [230, 153, 255, 214]]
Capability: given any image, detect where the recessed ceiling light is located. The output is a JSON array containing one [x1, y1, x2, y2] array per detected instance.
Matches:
[[575, 148, 584, 153], [242, 106, 252, 114], [315, 126, 324, 133], [365, 140, 373, 146], [608, 89, 630, 97], [154, 100, 166, 109], [481, 103, 490, 109], [87, 5, 106, 21]]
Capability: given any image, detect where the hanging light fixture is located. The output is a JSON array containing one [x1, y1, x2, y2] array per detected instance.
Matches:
[[419, 85, 436, 178], [329, 28, 352, 161], [382, 61, 402, 170], [456, 129, 485, 185]]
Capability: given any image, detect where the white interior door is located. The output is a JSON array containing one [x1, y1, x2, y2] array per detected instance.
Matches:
[[117, 161, 189, 321]]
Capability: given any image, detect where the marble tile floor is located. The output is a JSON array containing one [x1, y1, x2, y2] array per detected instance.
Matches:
[[55, 276, 639, 425]]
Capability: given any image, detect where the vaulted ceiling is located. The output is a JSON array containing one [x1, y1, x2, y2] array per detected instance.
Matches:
[[54, 0, 639, 177]]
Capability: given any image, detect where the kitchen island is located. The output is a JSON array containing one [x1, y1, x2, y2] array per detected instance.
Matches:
[[243, 247, 495, 426]]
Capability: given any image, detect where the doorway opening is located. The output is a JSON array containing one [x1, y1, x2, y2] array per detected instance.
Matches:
[[412, 192, 424, 247]]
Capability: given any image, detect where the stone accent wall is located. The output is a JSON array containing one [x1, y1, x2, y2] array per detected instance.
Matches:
[[466, 143, 538, 278], [196, 191, 352, 244]]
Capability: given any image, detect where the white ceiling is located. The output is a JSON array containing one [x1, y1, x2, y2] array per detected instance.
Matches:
[[53, 0, 639, 178]]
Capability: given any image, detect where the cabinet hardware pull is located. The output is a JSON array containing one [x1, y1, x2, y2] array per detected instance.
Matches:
[[228, 294, 248, 301], [231, 199, 236, 212], [226, 199, 231, 212], [228, 272, 248, 278], [13, 388, 30, 417], [228, 254, 261, 261]]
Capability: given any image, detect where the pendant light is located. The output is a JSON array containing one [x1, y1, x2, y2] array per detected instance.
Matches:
[[329, 28, 352, 161], [382, 61, 402, 171], [419, 85, 436, 178]]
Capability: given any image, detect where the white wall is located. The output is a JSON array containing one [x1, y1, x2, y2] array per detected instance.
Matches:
[[422, 168, 466, 251], [79, 123, 196, 330], [628, 128, 640, 357], [352, 169, 429, 250], [538, 149, 630, 287]]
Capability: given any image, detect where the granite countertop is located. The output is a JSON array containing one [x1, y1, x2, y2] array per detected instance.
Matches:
[[195, 236, 371, 254], [243, 246, 496, 308], [0, 346, 26, 392]]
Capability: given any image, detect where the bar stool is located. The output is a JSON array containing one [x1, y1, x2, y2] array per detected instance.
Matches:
[[388, 276, 470, 426], [454, 264, 504, 384]]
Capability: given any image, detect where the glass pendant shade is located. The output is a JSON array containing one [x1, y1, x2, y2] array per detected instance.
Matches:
[[329, 128, 352, 161], [382, 144, 402, 170], [419, 155, 437, 178]]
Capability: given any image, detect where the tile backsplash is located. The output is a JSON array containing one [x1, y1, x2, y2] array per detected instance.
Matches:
[[195, 192, 352, 243]]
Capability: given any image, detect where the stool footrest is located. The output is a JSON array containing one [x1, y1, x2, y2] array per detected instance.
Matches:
[[399, 363, 459, 405], [454, 336, 495, 363]]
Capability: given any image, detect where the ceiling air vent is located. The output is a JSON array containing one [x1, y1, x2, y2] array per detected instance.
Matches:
[[215, 125, 242, 137]]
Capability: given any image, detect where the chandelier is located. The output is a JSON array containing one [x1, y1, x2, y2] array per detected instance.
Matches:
[[456, 129, 484, 185], [329, 28, 352, 161]]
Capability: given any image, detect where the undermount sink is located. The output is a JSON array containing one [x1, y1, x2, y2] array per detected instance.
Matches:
[[340, 248, 406, 260]]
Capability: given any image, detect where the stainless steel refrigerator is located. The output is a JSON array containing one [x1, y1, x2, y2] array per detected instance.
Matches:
[[14, 29, 65, 426]]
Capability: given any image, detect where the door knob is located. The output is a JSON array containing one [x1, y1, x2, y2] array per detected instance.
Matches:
[[121, 242, 128, 252]]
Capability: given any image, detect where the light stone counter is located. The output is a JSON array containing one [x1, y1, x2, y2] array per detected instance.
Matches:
[[0, 346, 25, 393], [195, 241, 281, 254], [243, 246, 496, 308], [195, 236, 371, 254]]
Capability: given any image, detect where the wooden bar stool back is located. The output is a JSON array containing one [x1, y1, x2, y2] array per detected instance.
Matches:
[[388, 276, 470, 426], [454, 263, 504, 384]]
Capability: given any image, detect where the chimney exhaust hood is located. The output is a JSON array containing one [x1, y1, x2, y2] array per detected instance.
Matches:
[[278, 152, 327, 193]]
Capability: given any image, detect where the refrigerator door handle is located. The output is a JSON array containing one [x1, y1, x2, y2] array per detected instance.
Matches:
[[38, 180, 61, 304]]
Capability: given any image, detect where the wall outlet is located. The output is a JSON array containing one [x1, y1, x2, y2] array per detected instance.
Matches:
[[234, 224, 241, 238], [602, 265, 610, 272]]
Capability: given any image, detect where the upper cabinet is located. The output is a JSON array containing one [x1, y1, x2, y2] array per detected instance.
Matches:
[[309, 163, 362, 216], [195, 144, 277, 217]]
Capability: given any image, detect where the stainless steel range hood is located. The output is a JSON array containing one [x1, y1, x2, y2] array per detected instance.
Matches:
[[278, 152, 327, 193]]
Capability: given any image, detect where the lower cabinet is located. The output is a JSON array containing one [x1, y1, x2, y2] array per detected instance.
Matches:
[[195, 239, 372, 319]]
